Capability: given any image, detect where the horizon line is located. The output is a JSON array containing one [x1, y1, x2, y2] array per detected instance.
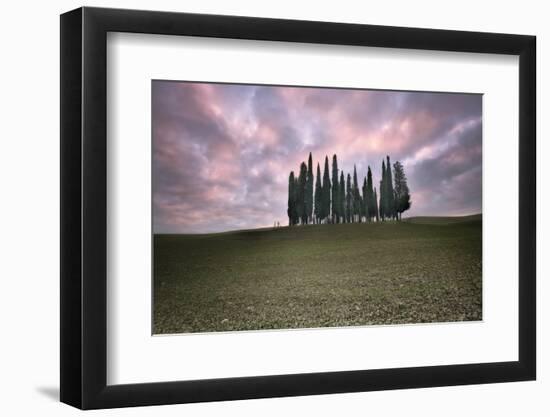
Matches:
[[154, 212, 482, 236]]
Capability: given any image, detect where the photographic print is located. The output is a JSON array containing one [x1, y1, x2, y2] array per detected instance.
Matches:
[[152, 81, 482, 335]]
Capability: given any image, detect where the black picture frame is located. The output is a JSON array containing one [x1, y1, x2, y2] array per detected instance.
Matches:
[[60, 6, 536, 410]]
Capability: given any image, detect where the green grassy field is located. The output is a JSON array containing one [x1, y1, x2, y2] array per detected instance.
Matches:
[[153, 215, 482, 334]]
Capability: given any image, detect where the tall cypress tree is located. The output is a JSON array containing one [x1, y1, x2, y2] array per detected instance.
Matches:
[[379, 160, 386, 220], [305, 152, 314, 224], [322, 156, 331, 223], [314, 163, 322, 224], [386, 156, 396, 220], [331, 155, 339, 223], [295, 177, 299, 223], [346, 173, 352, 223], [339, 171, 345, 224], [366, 166, 375, 222], [374, 187, 380, 222], [393, 160, 411, 220], [298, 162, 308, 224], [352, 165, 361, 222], [362, 177, 368, 221], [287, 171, 295, 226]]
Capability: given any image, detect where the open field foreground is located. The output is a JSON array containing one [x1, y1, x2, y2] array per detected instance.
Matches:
[[153, 215, 482, 334]]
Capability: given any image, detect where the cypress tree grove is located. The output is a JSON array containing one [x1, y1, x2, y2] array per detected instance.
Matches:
[[331, 155, 339, 223], [393, 160, 411, 220], [386, 155, 396, 220], [366, 166, 375, 222], [339, 171, 345, 224], [322, 156, 331, 223], [306, 152, 314, 224], [346, 173, 352, 223], [286, 153, 408, 227], [287, 171, 295, 226], [314, 163, 322, 224], [298, 162, 308, 224]]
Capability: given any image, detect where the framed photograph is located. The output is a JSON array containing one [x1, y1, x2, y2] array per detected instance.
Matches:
[[60, 7, 536, 409]]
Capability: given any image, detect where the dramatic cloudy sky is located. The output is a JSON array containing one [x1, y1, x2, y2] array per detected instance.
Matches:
[[153, 81, 482, 234]]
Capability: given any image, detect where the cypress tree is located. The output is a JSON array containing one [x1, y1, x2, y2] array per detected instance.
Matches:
[[346, 173, 352, 223], [379, 160, 386, 220], [306, 152, 314, 224], [393, 160, 411, 220], [296, 162, 307, 224], [331, 155, 339, 223], [298, 162, 308, 224], [352, 165, 361, 222], [295, 177, 299, 223], [374, 187, 380, 222], [362, 177, 368, 221], [339, 171, 345, 224], [322, 156, 331, 223], [366, 166, 375, 222], [287, 171, 295, 226], [314, 163, 322, 224], [386, 156, 396, 220]]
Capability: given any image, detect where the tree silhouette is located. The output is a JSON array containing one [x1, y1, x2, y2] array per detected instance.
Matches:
[[306, 152, 314, 224], [331, 155, 339, 224], [295, 176, 299, 223], [374, 187, 380, 222], [322, 156, 331, 223], [352, 165, 361, 222], [379, 160, 386, 220], [366, 166, 375, 222], [386, 156, 396, 220], [393, 160, 411, 220], [287, 171, 296, 225], [339, 171, 345, 224], [362, 177, 368, 222], [346, 173, 352, 223], [297, 162, 308, 224], [314, 163, 322, 224]]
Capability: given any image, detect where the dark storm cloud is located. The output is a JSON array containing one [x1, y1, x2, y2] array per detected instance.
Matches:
[[408, 118, 482, 215]]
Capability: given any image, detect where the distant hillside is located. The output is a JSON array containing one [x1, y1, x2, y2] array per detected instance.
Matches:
[[403, 214, 482, 225]]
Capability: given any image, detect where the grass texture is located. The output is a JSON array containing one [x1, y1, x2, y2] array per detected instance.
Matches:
[[153, 215, 482, 334]]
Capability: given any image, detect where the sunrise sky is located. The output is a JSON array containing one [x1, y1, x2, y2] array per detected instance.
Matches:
[[152, 81, 482, 234]]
